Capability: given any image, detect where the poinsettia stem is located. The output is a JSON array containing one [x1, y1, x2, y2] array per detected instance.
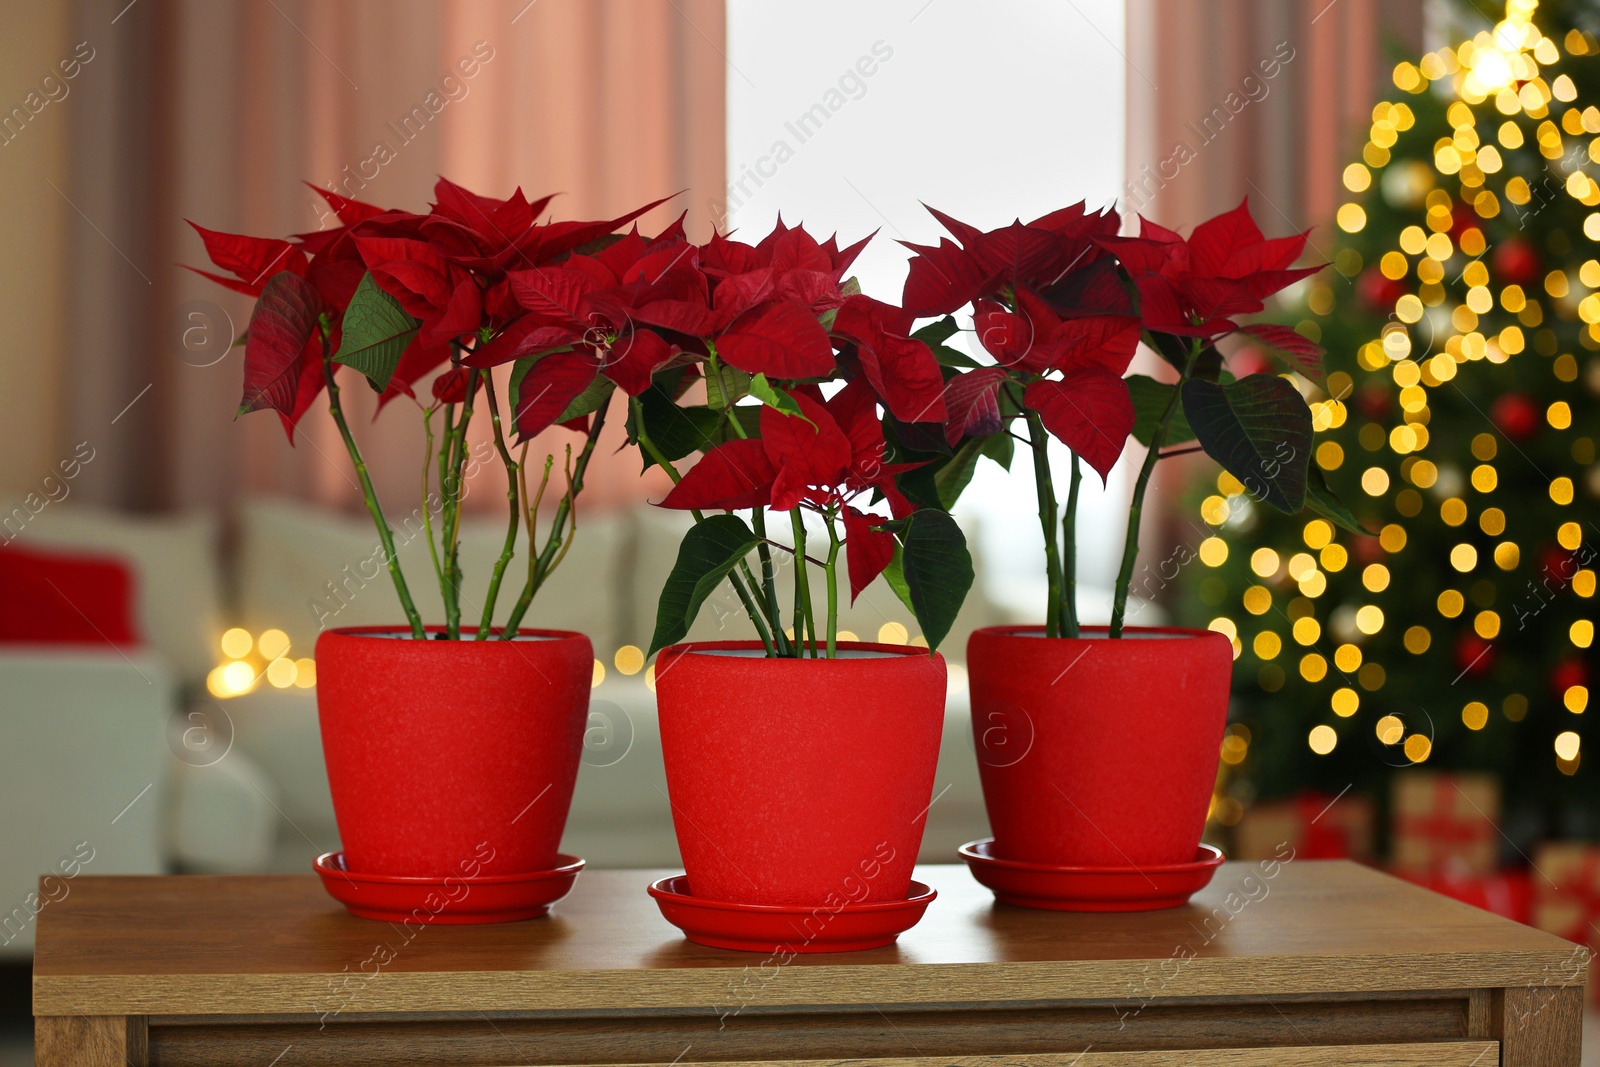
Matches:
[[502, 404, 608, 637], [421, 408, 445, 596], [824, 511, 842, 660], [435, 404, 456, 623], [1110, 337, 1200, 637], [631, 397, 777, 655], [321, 344, 425, 639], [790, 509, 819, 658], [721, 399, 790, 656], [1024, 410, 1064, 639], [1061, 453, 1081, 639], [502, 451, 552, 639], [441, 372, 478, 640], [476, 374, 521, 640]]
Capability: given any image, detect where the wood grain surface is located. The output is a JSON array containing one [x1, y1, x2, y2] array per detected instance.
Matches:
[[33, 860, 1584, 1018]]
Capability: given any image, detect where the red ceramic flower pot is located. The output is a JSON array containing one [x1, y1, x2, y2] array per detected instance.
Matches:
[[654, 641, 946, 906], [315, 627, 591, 878], [967, 625, 1232, 867]]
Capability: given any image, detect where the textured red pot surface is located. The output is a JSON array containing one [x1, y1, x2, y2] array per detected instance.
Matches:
[[655, 641, 946, 906], [968, 625, 1232, 867], [316, 627, 591, 877]]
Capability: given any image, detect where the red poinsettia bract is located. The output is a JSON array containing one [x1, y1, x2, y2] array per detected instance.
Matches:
[[658, 378, 912, 601], [1098, 198, 1321, 338], [189, 179, 670, 440]]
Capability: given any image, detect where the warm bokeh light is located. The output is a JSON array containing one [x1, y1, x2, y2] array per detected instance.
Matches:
[[614, 645, 645, 675], [220, 628, 252, 659], [266, 657, 297, 688], [258, 629, 291, 661]]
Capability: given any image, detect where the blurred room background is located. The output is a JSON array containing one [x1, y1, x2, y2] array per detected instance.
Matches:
[[10, 0, 1600, 1059]]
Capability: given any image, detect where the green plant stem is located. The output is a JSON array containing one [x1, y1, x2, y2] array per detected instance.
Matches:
[[441, 372, 478, 639], [501, 404, 609, 637], [824, 511, 841, 659], [720, 402, 789, 656], [1110, 338, 1200, 637], [1025, 409, 1064, 639], [476, 375, 521, 640], [421, 408, 444, 594], [321, 343, 425, 639], [790, 509, 818, 658], [631, 398, 777, 656], [1061, 453, 1082, 638], [507, 449, 553, 634]]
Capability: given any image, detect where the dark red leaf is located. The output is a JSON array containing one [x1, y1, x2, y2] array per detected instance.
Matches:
[[239, 271, 324, 420], [511, 351, 598, 441], [900, 236, 989, 317], [603, 329, 673, 395], [1024, 369, 1134, 482], [659, 439, 776, 511], [762, 393, 852, 511], [942, 367, 1010, 445], [973, 300, 1034, 368], [189, 222, 303, 290], [717, 299, 836, 378], [842, 506, 895, 603], [462, 316, 582, 368], [1235, 322, 1326, 381], [834, 296, 948, 424]]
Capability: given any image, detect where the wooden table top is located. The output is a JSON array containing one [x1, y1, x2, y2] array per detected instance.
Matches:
[[34, 860, 1583, 1017]]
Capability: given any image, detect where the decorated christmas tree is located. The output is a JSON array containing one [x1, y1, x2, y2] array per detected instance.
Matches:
[[1184, 0, 1598, 833]]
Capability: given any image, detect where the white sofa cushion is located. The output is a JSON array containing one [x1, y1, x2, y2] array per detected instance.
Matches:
[[236, 496, 625, 655], [0, 648, 173, 955], [17, 505, 223, 685]]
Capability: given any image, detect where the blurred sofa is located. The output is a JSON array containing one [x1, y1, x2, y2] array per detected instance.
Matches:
[[0, 496, 1008, 926]]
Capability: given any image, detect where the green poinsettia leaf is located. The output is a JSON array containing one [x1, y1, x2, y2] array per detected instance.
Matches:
[[648, 514, 758, 656], [706, 363, 751, 410], [1127, 374, 1196, 447], [749, 373, 813, 424], [1306, 465, 1376, 535], [1181, 373, 1314, 514], [332, 273, 421, 392], [898, 508, 974, 653]]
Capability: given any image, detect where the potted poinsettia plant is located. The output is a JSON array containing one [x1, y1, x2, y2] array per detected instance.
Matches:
[[895, 200, 1354, 897], [190, 180, 669, 913], [481, 219, 972, 930]]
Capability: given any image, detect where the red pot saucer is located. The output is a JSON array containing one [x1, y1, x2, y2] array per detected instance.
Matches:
[[959, 839, 1224, 912], [647, 875, 936, 953], [314, 851, 584, 924]]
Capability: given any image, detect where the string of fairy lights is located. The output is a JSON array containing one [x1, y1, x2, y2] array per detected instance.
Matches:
[[1197, 0, 1595, 783]]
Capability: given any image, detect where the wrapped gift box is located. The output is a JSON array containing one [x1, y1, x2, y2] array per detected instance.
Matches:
[[1234, 790, 1376, 862], [1396, 868, 1532, 924], [1530, 842, 1600, 1000], [1390, 772, 1500, 876]]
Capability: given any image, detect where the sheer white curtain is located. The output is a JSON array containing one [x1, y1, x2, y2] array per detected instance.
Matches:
[[726, 0, 1129, 621]]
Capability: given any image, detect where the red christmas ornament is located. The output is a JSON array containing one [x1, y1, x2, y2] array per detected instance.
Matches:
[[1491, 237, 1542, 287], [1551, 658, 1589, 696], [1491, 392, 1541, 441], [1538, 544, 1581, 590], [1354, 535, 1387, 565], [1358, 384, 1392, 421], [1450, 203, 1479, 236], [1455, 632, 1496, 679], [1356, 267, 1408, 314]]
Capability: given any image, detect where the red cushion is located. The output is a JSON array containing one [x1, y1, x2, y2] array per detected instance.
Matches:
[[0, 543, 141, 647]]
